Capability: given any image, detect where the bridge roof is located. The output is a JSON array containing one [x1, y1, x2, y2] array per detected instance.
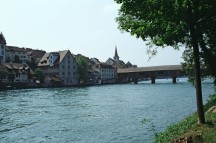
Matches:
[[117, 65, 182, 73]]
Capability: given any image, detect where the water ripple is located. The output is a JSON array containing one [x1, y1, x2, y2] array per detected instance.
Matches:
[[0, 82, 214, 142]]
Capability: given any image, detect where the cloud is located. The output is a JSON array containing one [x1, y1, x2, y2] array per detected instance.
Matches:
[[103, 3, 120, 13]]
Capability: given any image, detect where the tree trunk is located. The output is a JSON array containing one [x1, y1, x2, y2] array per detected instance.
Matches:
[[187, 3, 205, 124], [189, 28, 205, 124], [192, 39, 205, 124]]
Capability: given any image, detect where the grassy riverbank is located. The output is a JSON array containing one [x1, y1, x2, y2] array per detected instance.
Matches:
[[154, 94, 216, 143]]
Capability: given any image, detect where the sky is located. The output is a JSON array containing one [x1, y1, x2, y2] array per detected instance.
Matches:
[[0, 0, 185, 67]]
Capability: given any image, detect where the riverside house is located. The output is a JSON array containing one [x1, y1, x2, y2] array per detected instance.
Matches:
[[0, 32, 6, 62], [93, 63, 116, 84], [0, 33, 34, 88], [38, 50, 78, 86], [4, 63, 34, 83], [0, 62, 34, 87], [5, 46, 45, 64]]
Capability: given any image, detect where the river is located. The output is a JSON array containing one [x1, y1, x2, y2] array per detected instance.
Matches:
[[0, 79, 215, 143]]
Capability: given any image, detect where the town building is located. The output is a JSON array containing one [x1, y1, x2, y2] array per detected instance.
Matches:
[[38, 50, 78, 86], [4, 63, 34, 83], [0, 32, 35, 88], [0, 62, 34, 84], [0, 32, 6, 62], [87, 58, 102, 84], [93, 63, 116, 84], [5, 46, 45, 64], [106, 46, 137, 69]]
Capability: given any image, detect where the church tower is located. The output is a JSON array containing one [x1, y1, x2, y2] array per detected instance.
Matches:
[[113, 46, 119, 62], [0, 32, 6, 62]]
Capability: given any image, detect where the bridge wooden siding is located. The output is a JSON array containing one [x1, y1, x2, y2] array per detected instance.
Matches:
[[117, 65, 184, 84]]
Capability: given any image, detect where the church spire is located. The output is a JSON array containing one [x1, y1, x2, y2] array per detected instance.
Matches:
[[113, 45, 119, 61], [0, 32, 6, 44]]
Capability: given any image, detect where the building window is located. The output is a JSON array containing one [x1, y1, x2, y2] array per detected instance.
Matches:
[[68, 72, 70, 76], [68, 65, 70, 69], [62, 65, 64, 69], [62, 72, 65, 76]]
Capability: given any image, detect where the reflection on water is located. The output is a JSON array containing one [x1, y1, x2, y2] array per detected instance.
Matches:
[[0, 80, 214, 143]]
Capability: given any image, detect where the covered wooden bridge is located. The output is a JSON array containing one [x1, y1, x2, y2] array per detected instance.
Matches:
[[117, 65, 185, 84]]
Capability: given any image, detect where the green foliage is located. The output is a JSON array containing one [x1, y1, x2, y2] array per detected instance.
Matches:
[[115, 0, 189, 48], [115, 0, 216, 48], [6, 57, 11, 63], [182, 47, 211, 85], [14, 55, 21, 63], [205, 95, 216, 111], [154, 114, 197, 143], [26, 57, 36, 71], [115, 0, 216, 124], [75, 54, 90, 82], [116, 0, 216, 80], [34, 68, 44, 83], [0, 69, 7, 82], [182, 45, 216, 86], [154, 94, 216, 143]]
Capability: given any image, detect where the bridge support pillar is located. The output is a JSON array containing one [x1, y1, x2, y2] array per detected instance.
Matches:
[[172, 77, 177, 84], [133, 78, 138, 84], [151, 77, 155, 84]]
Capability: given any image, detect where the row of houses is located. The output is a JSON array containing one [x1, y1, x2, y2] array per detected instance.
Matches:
[[0, 35, 46, 64], [0, 33, 136, 87]]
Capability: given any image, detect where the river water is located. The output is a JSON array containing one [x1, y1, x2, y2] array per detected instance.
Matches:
[[0, 79, 215, 143]]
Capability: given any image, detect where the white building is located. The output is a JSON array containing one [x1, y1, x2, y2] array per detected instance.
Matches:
[[0, 32, 6, 62], [93, 63, 116, 84], [38, 50, 78, 86], [5, 46, 45, 64]]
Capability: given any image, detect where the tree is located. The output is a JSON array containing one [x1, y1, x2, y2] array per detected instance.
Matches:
[[27, 57, 37, 71], [14, 55, 21, 63], [75, 54, 89, 83], [115, 0, 216, 124], [0, 69, 7, 83], [34, 68, 44, 83], [6, 57, 11, 63], [182, 45, 216, 85]]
